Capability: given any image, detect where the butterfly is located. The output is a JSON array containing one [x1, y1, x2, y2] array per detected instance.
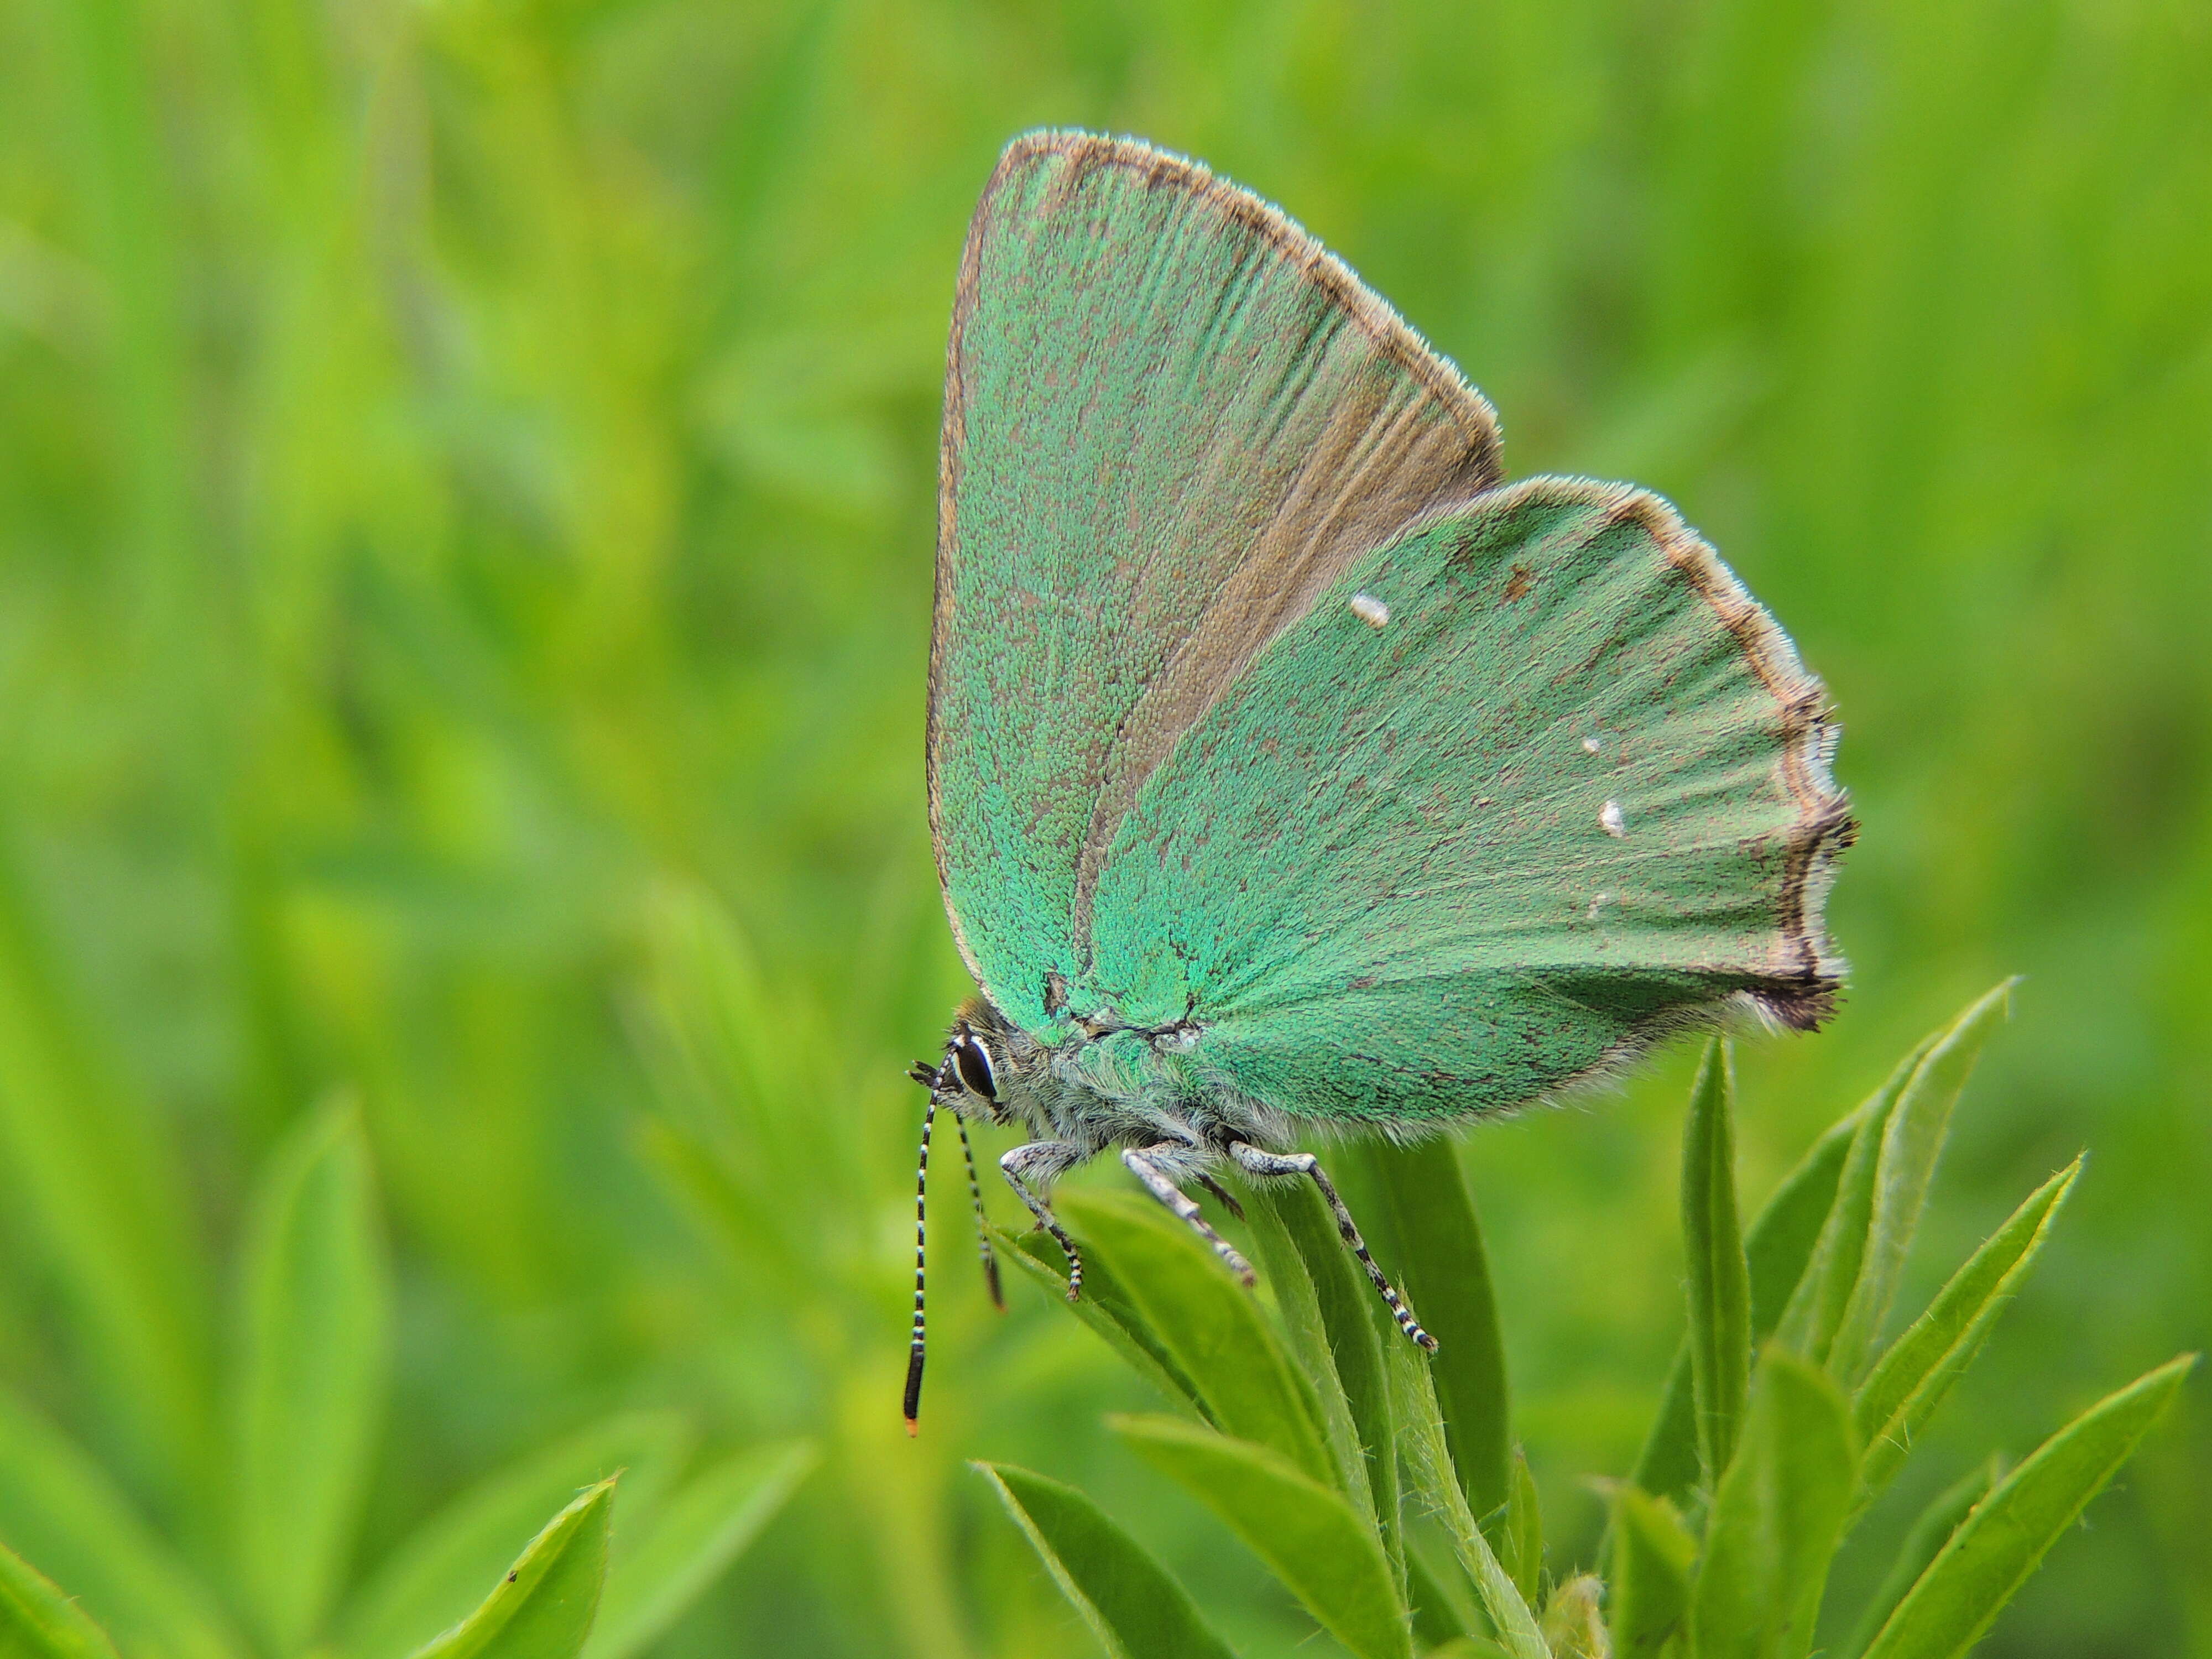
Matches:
[[902, 131, 1850, 1431]]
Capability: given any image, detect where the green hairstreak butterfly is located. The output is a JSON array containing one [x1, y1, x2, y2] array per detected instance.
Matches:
[[904, 131, 1850, 1430]]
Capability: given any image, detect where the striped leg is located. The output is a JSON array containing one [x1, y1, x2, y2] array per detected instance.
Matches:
[[1227, 1141, 1438, 1352], [1000, 1141, 1085, 1300], [1123, 1145, 1256, 1287], [953, 1114, 1004, 1311]]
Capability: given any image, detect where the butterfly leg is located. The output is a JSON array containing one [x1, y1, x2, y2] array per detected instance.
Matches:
[[1226, 1142, 1439, 1352], [1122, 1145, 1257, 1287], [1000, 1141, 1085, 1300]]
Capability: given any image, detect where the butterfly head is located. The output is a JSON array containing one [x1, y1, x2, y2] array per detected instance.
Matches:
[[907, 998, 1016, 1125]]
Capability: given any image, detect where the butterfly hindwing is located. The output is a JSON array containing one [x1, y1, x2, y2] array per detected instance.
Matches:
[[1083, 479, 1849, 1126], [930, 132, 1501, 1035]]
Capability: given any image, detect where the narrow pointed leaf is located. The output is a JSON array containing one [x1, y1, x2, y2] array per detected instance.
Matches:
[[0, 1536, 123, 1659], [232, 1096, 393, 1655], [1605, 1486, 1694, 1658], [583, 1442, 814, 1659], [1385, 1339, 1550, 1659], [1844, 1458, 2000, 1659], [1062, 1188, 1333, 1485], [999, 1224, 1212, 1422], [1110, 1414, 1410, 1659], [1860, 1355, 2197, 1659], [1689, 1349, 1858, 1659], [1504, 1447, 1543, 1609], [1406, 1545, 1475, 1647], [1634, 1101, 1863, 1501], [1682, 1041, 1752, 1489], [0, 841, 211, 1506], [1773, 1035, 1939, 1366], [1827, 985, 2013, 1380], [411, 1480, 615, 1659], [0, 1389, 239, 1659], [974, 1462, 1236, 1659], [340, 1413, 692, 1659], [1352, 1139, 1512, 1523], [1853, 1162, 2079, 1497], [1241, 1172, 1390, 1527]]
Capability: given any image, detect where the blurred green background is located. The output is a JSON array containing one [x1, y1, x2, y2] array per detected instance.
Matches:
[[0, 0, 2205, 1653]]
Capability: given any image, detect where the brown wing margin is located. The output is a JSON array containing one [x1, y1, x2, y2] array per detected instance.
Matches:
[[1610, 484, 1854, 1028], [926, 128, 1506, 976]]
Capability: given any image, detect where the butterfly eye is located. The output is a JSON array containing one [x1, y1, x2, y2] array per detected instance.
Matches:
[[952, 1034, 997, 1099]]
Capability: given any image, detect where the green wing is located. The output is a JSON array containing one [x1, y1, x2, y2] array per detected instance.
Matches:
[[1086, 480, 1850, 1128], [930, 131, 1502, 1036]]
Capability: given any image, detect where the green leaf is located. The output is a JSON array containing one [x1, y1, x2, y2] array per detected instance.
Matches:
[[1061, 1188, 1334, 1485], [411, 1479, 615, 1659], [232, 1094, 394, 1654], [1352, 1139, 1512, 1524], [0, 836, 212, 1507], [1539, 1577, 1606, 1659], [1405, 1541, 1476, 1648], [1384, 1339, 1550, 1659], [972, 1461, 1236, 1659], [1852, 1161, 2079, 1498], [1110, 1413, 1410, 1659], [1826, 985, 2013, 1380], [1682, 1040, 1752, 1490], [998, 1224, 1212, 1423], [339, 1412, 693, 1659], [583, 1441, 813, 1659], [1240, 1171, 1390, 1527], [1504, 1447, 1543, 1609], [1843, 1457, 2000, 1659], [1859, 1354, 2197, 1659], [0, 1387, 240, 1659], [0, 1534, 123, 1659], [1634, 1088, 1865, 1504], [1777, 987, 2011, 1380], [1688, 1348, 1858, 1659], [1605, 1485, 1695, 1658]]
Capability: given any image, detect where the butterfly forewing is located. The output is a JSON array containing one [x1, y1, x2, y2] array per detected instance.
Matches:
[[930, 131, 1502, 1036]]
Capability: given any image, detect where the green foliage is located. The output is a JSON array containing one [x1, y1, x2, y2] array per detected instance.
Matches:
[[0, 0, 2206, 1652], [0, 1101, 805, 1659], [0, 1536, 123, 1659], [984, 992, 2195, 1657], [1112, 1416, 1410, 1659], [1348, 1140, 1514, 1524], [974, 1463, 1235, 1659], [411, 1480, 614, 1659], [1605, 1487, 1696, 1656], [1681, 1042, 1753, 1490], [1858, 1358, 2198, 1659], [231, 1098, 391, 1654], [1687, 1349, 1856, 1659]]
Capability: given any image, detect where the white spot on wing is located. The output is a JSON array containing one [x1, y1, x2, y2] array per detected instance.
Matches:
[[1349, 592, 1390, 628], [1600, 800, 1626, 838], [1582, 735, 1603, 754]]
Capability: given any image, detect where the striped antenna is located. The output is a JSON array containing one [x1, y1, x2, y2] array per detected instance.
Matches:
[[902, 1099, 935, 1435], [954, 1114, 1003, 1310]]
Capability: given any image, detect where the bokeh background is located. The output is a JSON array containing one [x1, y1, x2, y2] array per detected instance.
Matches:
[[0, 0, 2206, 1653]]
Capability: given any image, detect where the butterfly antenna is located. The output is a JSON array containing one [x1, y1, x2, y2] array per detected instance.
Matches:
[[954, 1114, 1003, 1311], [903, 1098, 936, 1436]]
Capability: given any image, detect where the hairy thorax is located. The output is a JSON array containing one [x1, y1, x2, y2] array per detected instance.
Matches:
[[954, 995, 1291, 1166]]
